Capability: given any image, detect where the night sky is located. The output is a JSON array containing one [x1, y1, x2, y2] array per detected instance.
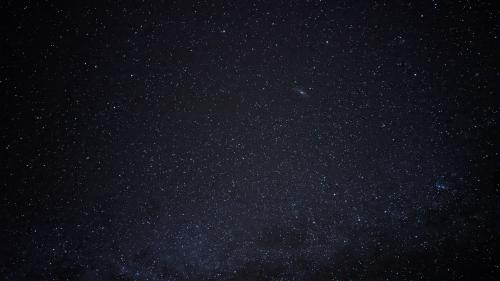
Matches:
[[1, 1, 500, 280]]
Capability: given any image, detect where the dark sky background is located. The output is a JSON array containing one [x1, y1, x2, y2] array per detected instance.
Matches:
[[1, 1, 500, 280]]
